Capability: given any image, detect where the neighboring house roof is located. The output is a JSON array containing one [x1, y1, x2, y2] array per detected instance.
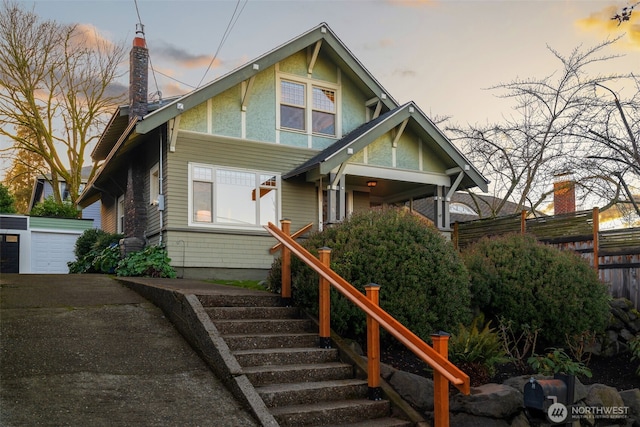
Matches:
[[29, 165, 95, 210], [413, 192, 521, 224]]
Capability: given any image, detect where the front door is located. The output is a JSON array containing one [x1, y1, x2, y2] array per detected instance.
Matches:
[[0, 234, 20, 273]]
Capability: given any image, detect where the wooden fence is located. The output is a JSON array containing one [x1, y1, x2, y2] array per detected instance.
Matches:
[[452, 208, 640, 309]]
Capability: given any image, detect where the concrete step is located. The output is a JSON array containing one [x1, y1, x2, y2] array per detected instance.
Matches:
[[206, 306, 301, 320], [198, 294, 282, 308], [243, 362, 353, 386], [223, 332, 318, 351], [214, 318, 315, 335], [256, 378, 368, 407], [313, 417, 413, 427], [233, 347, 339, 367], [270, 399, 391, 426]]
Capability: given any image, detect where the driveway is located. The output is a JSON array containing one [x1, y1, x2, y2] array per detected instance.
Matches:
[[0, 274, 258, 427]]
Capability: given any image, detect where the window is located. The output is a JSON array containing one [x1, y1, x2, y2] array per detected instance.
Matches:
[[450, 202, 477, 216], [150, 163, 160, 204], [117, 195, 125, 233], [190, 164, 279, 228], [279, 78, 337, 136]]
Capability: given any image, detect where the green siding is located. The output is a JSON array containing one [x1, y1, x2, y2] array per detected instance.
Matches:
[[350, 149, 365, 164], [311, 135, 336, 150], [311, 51, 338, 83], [341, 74, 367, 135], [30, 217, 94, 231], [180, 102, 207, 133], [397, 132, 420, 170], [279, 50, 307, 77], [368, 134, 393, 168], [246, 66, 277, 142], [280, 131, 308, 148], [211, 86, 242, 138]]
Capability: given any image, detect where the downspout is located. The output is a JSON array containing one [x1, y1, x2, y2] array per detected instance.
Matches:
[[158, 130, 164, 246]]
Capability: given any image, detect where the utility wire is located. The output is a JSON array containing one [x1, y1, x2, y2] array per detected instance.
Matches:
[[196, 0, 248, 89], [133, 0, 161, 100]]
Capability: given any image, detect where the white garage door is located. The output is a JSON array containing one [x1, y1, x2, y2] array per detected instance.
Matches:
[[31, 232, 80, 274]]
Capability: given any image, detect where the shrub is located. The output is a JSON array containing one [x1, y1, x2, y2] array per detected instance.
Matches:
[[69, 229, 123, 273], [0, 183, 17, 213], [461, 234, 610, 347], [116, 245, 176, 278], [92, 245, 121, 274], [449, 314, 508, 385], [528, 347, 592, 378], [267, 208, 471, 344], [30, 195, 79, 218]]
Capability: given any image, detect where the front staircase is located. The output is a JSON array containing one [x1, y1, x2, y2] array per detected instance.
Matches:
[[200, 292, 412, 427]]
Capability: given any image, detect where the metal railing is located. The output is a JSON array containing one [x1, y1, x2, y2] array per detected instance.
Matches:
[[265, 221, 470, 427]]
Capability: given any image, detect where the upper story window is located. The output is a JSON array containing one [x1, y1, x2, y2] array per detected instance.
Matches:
[[189, 163, 280, 229], [450, 202, 477, 216], [279, 76, 338, 137]]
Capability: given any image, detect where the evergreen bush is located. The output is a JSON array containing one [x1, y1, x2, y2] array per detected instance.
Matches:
[[69, 229, 123, 273], [461, 234, 609, 347], [267, 208, 471, 344]]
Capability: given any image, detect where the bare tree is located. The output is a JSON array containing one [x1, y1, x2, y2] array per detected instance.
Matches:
[[0, 1, 126, 205], [447, 38, 630, 217]]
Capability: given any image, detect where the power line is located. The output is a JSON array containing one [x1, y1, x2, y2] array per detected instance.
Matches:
[[196, 0, 248, 89]]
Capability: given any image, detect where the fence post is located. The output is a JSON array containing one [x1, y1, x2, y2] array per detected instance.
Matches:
[[431, 331, 451, 427], [280, 219, 291, 305], [593, 207, 599, 273], [365, 284, 382, 400], [521, 210, 527, 234], [318, 247, 332, 349], [453, 222, 459, 251]]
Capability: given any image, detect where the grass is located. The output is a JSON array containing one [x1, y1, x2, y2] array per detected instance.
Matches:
[[204, 279, 267, 291]]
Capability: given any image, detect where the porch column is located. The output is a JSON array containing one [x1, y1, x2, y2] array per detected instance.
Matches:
[[327, 172, 347, 223], [434, 186, 451, 230]]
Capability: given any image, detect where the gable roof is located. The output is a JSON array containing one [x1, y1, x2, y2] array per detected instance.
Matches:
[[285, 102, 488, 192], [134, 23, 398, 136]]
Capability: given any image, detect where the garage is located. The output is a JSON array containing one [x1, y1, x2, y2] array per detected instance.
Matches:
[[30, 231, 81, 274]]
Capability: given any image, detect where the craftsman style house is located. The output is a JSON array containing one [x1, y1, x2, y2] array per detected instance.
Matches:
[[79, 23, 488, 279]]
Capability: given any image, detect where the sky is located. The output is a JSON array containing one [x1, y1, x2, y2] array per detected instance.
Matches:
[[1, 0, 638, 179]]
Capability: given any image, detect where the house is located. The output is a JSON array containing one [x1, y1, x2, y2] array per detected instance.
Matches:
[[412, 192, 522, 225], [30, 166, 102, 228], [78, 23, 488, 280]]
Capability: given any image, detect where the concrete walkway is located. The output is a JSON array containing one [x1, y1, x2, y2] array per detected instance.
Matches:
[[0, 274, 259, 427]]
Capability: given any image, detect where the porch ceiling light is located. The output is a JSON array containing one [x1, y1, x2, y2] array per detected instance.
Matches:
[[367, 180, 377, 188]]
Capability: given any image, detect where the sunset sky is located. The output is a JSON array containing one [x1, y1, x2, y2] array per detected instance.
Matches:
[[1, 0, 638, 178]]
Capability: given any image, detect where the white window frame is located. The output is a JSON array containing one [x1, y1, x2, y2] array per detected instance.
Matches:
[[149, 163, 160, 205], [187, 163, 281, 231], [117, 195, 125, 234], [277, 72, 340, 138]]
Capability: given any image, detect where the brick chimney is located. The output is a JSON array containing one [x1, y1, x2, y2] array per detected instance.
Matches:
[[554, 173, 576, 215], [129, 28, 148, 120]]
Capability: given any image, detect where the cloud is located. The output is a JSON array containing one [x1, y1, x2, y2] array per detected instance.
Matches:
[[361, 38, 395, 51], [387, 0, 435, 7], [73, 24, 118, 51], [577, 5, 640, 50], [160, 82, 190, 98], [151, 40, 221, 69]]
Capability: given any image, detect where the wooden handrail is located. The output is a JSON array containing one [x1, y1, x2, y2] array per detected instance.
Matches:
[[269, 222, 313, 254], [265, 222, 471, 394]]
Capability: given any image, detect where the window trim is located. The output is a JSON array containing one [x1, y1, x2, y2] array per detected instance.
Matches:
[[187, 163, 281, 231], [116, 195, 125, 234], [149, 163, 160, 205], [277, 72, 340, 138]]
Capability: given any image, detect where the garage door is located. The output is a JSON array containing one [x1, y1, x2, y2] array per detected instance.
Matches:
[[31, 232, 80, 274]]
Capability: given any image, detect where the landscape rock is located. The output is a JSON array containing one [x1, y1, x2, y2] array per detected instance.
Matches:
[[619, 388, 640, 425], [450, 383, 522, 419], [387, 369, 434, 411], [509, 412, 531, 427], [585, 383, 625, 409], [450, 412, 510, 427]]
